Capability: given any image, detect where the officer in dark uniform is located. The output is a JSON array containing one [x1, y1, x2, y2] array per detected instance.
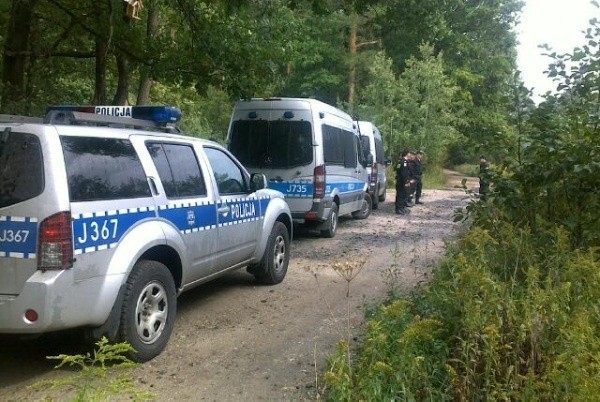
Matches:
[[414, 151, 424, 204], [395, 150, 412, 215]]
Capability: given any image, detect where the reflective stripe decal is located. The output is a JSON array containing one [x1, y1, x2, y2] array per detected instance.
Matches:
[[268, 181, 365, 198], [2, 196, 274, 257], [72, 196, 272, 255], [0, 216, 38, 259], [73, 208, 155, 255]]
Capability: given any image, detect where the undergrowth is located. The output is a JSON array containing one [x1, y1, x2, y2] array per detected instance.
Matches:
[[29, 337, 154, 401], [324, 223, 600, 400]]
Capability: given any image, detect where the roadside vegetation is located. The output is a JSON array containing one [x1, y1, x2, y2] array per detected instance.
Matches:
[[324, 14, 600, 401]]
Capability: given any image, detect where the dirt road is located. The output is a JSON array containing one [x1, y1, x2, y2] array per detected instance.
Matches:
[[0, 179, 474, 401]]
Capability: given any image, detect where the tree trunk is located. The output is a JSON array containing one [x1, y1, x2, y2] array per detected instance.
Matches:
[[1, 0, 39, 113], [112, 53, 130, 105], [137, 1, 159, 105], [348, 13, 358, 112], [93, 38, 108, 105]]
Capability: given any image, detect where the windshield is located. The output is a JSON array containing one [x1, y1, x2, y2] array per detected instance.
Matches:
[[229, 120, 313, 169], [0, 131, 44, 208]]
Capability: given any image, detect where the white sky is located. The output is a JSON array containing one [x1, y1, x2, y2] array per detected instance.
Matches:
[[516, 0, 598, 101]]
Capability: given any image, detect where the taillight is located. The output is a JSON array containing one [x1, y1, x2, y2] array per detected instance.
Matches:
[[313, 165, 326, 199], [370, 165, 378, 183], [38, 211, 73, 270]]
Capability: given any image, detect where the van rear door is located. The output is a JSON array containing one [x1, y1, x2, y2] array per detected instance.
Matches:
[[228, 113, 315, 216]]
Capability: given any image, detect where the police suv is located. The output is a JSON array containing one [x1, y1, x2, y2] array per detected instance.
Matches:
[[0, 106, 292, 362]]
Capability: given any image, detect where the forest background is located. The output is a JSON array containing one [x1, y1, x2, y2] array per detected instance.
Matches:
[[2, 0, 530, 169]]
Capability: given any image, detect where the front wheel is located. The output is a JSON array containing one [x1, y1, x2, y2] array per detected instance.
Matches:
[[352, 193, 372, 220], [119, 260, 176, 362], [250, 221, 290, 284]]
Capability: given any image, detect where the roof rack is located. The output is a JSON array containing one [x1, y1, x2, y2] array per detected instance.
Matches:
[[0, 114, 44, 124]]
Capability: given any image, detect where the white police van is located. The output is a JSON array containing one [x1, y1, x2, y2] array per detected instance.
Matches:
[[227, 98, 372, 238], [0, 106, 292, 362], [358, 121, 388, 209]]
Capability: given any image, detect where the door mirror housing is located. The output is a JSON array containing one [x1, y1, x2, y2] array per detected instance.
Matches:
[[250, 173, 268, 191]]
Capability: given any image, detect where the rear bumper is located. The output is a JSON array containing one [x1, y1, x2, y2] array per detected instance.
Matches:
[[291, 198, 333, 224], [0, 269, 124, 334]]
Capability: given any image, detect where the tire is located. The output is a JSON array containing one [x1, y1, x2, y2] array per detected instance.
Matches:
[[352, 193, 372, 220], [372, 188, 379, 210], [320, 203, 339, 238], [119, 260, 176, 363], [379, 189, 386, 202], [251, 221, 290, 284]]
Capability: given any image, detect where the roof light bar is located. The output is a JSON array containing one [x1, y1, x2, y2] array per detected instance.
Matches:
[[46, 105, 182, 124]]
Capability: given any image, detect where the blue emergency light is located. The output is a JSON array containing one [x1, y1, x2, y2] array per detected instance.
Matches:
[[46, 105, 182, 124]]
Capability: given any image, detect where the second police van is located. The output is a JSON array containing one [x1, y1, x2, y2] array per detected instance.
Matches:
[[227, 98, 372, 238], [358, 121, 388, 210]]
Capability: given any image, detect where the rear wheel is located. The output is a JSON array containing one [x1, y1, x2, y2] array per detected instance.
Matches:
[[372, 188, 379, 210], [320, 203, 339, 238], [250, 221, 290, 284], [352, 193, 372, 220], [379, 189, 386, 202], [119, 260, 176, 362]]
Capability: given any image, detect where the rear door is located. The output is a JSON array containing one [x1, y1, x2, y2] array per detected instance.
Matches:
[[138, 138, 219, 283]]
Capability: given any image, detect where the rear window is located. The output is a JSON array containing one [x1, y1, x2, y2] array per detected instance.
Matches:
[[62, 137, 151, 201], [229, 120, 313, 169], [0, 132, 44, 208]]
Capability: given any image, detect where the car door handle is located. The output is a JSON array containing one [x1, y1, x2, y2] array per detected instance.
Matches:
[[217, 206, 230, 214]]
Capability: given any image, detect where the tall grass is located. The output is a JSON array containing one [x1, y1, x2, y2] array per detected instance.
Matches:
[[324, 223, 600, 400]]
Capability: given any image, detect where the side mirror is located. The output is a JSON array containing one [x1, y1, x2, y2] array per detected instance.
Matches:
[[385, 156, 392, 166], [366, 153, 374, 167], [250, 173, 268, 191]]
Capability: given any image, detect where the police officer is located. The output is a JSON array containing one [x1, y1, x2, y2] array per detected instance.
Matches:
[[414, 151, 424, 204], [395, 150, 412, 215]]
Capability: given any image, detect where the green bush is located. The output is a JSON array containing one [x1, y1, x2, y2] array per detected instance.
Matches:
[[324, 224, 600, 400]]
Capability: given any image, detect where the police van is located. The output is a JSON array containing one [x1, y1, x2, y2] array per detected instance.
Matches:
[[227, 98, 372, 238], [358, 121, 388, 209], [0, 106, 292, 362]]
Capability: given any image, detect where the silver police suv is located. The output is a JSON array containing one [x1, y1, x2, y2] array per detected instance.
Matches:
[[0, 106, 292, 362]]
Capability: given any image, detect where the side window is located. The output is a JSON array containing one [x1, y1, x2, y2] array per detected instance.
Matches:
[[62, 136, 150, 201], [0, 132, 44, 208], [146, 142, 207, 198], [375, 138, 384, 164], [323, 124, 357, 168], [204, 147, 246, 195], [353, 136, 363, 168]]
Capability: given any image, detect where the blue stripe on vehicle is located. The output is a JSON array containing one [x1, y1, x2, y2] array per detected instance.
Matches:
[[0, 215, 38, 259], [217, 198, 267, 227], [268, 182, 313, 198], [73, 208, 156, 254], [157, 201, 217, 233], [72, 196, 272, 255], [268, 180, 365, 198]]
